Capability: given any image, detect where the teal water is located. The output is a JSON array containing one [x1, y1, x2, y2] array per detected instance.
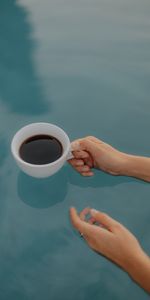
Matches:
[[0, 0, 150, 299]]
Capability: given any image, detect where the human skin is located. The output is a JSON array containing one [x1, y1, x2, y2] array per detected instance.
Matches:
[[69, 136, 150, 182], [68, 136, 150, 293], [70, 207, 150, 293]]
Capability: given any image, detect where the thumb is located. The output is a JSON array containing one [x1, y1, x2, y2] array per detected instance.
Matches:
[[71, 138, 97, 155], [70, 207, 94, 235], [90, 209, 120, 232]]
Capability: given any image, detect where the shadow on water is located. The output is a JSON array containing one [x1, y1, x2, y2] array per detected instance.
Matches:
[[17, 164, 146, 209], [17, 167, 68, 208], [0, 0, 50, 115], [17, 159, 147, 209], [68, 166, 146, 188]]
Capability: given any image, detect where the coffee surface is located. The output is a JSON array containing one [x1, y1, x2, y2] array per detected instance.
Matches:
[[19, 135, 63, 165]]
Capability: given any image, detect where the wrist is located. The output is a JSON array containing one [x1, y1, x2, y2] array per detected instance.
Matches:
[[124, 248, 150, 293], [123, 248, 146, 274], [120, 153, 135, 177], [119, 153, 150, 182], [116, 152, 133, 176]]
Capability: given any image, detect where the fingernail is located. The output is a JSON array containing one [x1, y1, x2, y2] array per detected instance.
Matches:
[[76, 161, 84, 166], [82, 166, 90, 171], [70, 206, 75, 211], [89, 172, 94, 176], [91, 209, 98, 216]]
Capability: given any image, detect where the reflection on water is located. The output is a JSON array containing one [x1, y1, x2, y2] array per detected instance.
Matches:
[[1, 0, 150, 299], [17, 167, 68, 208], [0, 0, 50, 115], [0, 225, 75, 300], [0, 137, 8, 167], [68, 167, 146, 188]]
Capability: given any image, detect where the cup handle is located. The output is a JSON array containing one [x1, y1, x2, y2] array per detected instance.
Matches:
[[66, 149, 74, 160]]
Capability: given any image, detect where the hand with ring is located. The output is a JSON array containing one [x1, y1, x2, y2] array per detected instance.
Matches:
[[70, 207, 150, 293]]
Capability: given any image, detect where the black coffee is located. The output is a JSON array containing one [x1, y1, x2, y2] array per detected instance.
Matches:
[[19, 135, 63, 165]]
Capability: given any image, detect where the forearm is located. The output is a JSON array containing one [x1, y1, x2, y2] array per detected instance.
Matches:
[[126, 250, 150, 293], [121, 154, 150, 182]]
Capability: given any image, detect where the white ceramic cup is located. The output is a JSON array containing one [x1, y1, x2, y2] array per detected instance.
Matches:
[[11, 122, 73, 178]]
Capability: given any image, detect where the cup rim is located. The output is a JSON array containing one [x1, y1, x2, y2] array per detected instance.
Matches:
[[11, 122, 71, 168]]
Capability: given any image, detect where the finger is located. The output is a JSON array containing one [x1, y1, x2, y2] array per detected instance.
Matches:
[[87, 218, 105, 228], [72, 150, 90, 159], [88, 217, 102, 226], [81, 172, 94, 177], [88, 136, 114, 149], [79, 207, 91, 221], [69, 158, 93, 171], [71, 139, 96, 154], [71, 140, 82, 151], [83, 157, 94, 168], [69, 158, 84, 167], [88, 217, 97, 225], [90, 209, 120, 232], [70, 165, 94, 176], [87, 136, 104, 144], [75, 165, 91, 173], [70, 207, 94, 235]]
